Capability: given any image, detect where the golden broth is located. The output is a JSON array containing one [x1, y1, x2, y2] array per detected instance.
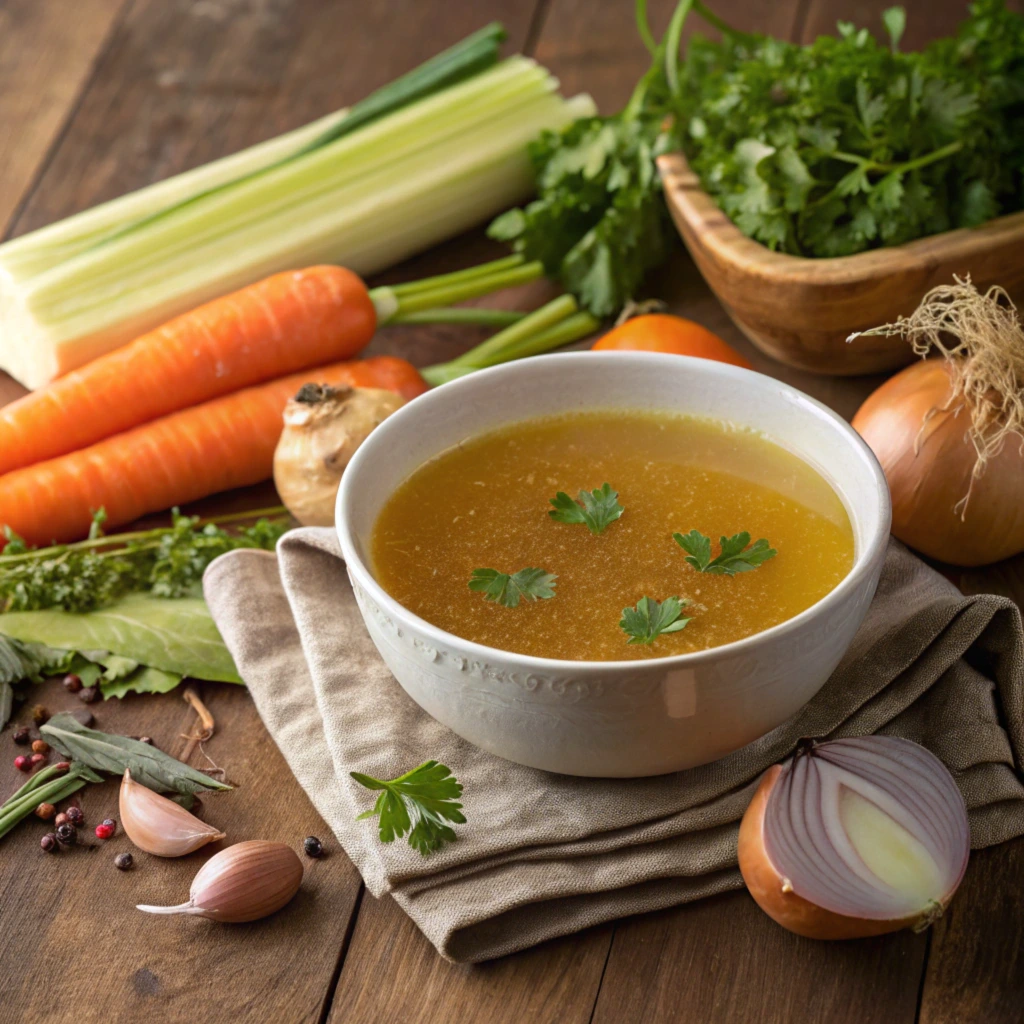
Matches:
[[371, 411, 855, 661]]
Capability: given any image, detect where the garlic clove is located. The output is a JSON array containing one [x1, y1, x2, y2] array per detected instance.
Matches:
[[120, 769, 225, 857], [137, 841, 304, 923]]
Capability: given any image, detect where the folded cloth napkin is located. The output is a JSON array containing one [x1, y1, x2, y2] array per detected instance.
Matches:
[[203, 529, 1024, 963]]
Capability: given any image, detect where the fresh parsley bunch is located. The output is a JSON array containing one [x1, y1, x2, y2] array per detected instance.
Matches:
[[488, 13, 680, 317], [676, 0, 1024, 257], [0, 509, 288, 613]]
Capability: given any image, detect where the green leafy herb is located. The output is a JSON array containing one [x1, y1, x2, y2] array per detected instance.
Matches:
[[0, 507, 288, 613], [351, 760, 465, 856], [620, 595, 691, 645], [0, 636, 73, 727], [468, 567, 558, 608], [674, 530, 776, 575], [40, 713, 231, 796], [0, 593, 241, 684], [488, 6, 680, 318], [675, 0, 1024, 257], [548, 483, 624, 535]]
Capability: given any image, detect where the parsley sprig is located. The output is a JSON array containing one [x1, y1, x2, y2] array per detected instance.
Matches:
[[351, 761, 465, 856], [0, 507, 289, 613], [620, 596, 691, 645], [549, 483, 624, 535], [676, 0, 1024, 257], [674, 530, 776, 575], [468, 567, 557, 608]]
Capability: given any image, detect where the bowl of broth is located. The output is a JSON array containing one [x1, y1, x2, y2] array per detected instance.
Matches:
[[336, 353, 891, 777]]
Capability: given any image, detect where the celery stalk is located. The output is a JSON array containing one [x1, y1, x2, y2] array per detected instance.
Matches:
[[0, 36, 595, 389]]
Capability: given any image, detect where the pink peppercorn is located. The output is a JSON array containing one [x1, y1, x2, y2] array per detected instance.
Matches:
[[13, 755, 31, 771], [95, 818, 117, 840]]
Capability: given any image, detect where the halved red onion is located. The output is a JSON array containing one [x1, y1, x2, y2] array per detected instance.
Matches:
[[738, 736, 969, 940]]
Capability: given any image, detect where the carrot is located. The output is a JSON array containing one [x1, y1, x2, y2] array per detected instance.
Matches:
[[0, 266, 377, 477], [592, 314, 753, 370], [0, 356, 426, 548]]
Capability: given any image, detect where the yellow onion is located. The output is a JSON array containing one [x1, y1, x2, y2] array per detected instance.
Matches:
[[738, 736, 969, 940], [850, 278, 1024, 567], [853, 359, 1024, 565], [136, 841, 303, 923]]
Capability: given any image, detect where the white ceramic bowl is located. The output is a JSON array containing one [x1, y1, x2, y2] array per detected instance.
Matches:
[[336, 353, 891, 777]]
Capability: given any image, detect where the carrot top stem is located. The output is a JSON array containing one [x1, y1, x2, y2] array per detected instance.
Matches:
[[369, 256, 544, 324], [420, 299, 600, 386], [388, 308, 525, 327]]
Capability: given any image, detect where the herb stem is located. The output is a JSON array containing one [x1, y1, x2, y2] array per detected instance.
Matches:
[[0, 507, 289, 566], [691, 0, 758, 43], [635, 0, 658, 54], [387, 307, 526, 327], [664, 0, 696, 97], [831, 140, 964, 175]]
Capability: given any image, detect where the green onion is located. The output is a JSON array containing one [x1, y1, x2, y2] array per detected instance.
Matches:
[[0, 32, 594, 389]]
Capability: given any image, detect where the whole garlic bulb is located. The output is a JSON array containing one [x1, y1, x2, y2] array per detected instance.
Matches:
[[273, 383, 404, 526], [136, 841, 304, 923]]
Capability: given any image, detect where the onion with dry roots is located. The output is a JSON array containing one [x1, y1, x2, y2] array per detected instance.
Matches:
[[738, 736, 969, 940], [273, 383, 405, 526], [850, 278, 1024, 566]]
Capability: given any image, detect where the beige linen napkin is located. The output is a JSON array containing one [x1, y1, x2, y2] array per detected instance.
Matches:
[[203, 529, 1024, 963]]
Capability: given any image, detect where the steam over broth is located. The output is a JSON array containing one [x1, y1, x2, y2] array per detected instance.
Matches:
[[371, 411, 855, 661]]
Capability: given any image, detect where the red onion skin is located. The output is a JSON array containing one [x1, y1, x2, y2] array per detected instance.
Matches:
[[738, 766, 932, 941]]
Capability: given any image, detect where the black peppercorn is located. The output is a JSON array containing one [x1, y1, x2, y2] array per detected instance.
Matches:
[[30, 705, 49, 725], [12, 727, 31, 746], [114, 852, 133, 870], [65, 806, 85, 827], [40, 833, 58, 853], [78, 686, 99, 704], [55, 822, 77, 847], [62, 673, 83, 693], [303, 835, 324, 858]]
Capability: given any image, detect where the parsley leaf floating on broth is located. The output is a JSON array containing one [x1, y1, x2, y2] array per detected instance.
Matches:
[[674, 530, 777, 576], [620, 596, 691, 645], [468, 568, 558, 609], [548, 483, 624, 535]]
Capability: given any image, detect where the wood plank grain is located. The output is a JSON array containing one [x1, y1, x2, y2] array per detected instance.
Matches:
[[6, 0, 541, 240], [0, 679, 361, 1024], [0, 0, 126, 237], [591, 890, 927, 1024], [918, 842, 1024, 1024], [329, 893, 613, 1024]]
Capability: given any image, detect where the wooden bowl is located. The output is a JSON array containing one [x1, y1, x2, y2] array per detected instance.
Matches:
[[658, 153, 1024, 376]]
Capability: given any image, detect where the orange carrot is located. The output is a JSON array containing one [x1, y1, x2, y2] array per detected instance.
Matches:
[[0, 356, 426, 548], [592, 314, 753, 369], [0, 266, 377, 477]]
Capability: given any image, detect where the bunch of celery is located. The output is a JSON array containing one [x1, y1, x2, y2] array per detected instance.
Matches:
[[0, 25, 593, 389]]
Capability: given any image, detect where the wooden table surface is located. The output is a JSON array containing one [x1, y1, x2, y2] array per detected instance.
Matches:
[[2, 1, 1023, 1022]]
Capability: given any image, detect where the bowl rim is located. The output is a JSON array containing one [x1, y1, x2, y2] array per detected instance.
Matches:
[[336, 351, 892, 674]]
